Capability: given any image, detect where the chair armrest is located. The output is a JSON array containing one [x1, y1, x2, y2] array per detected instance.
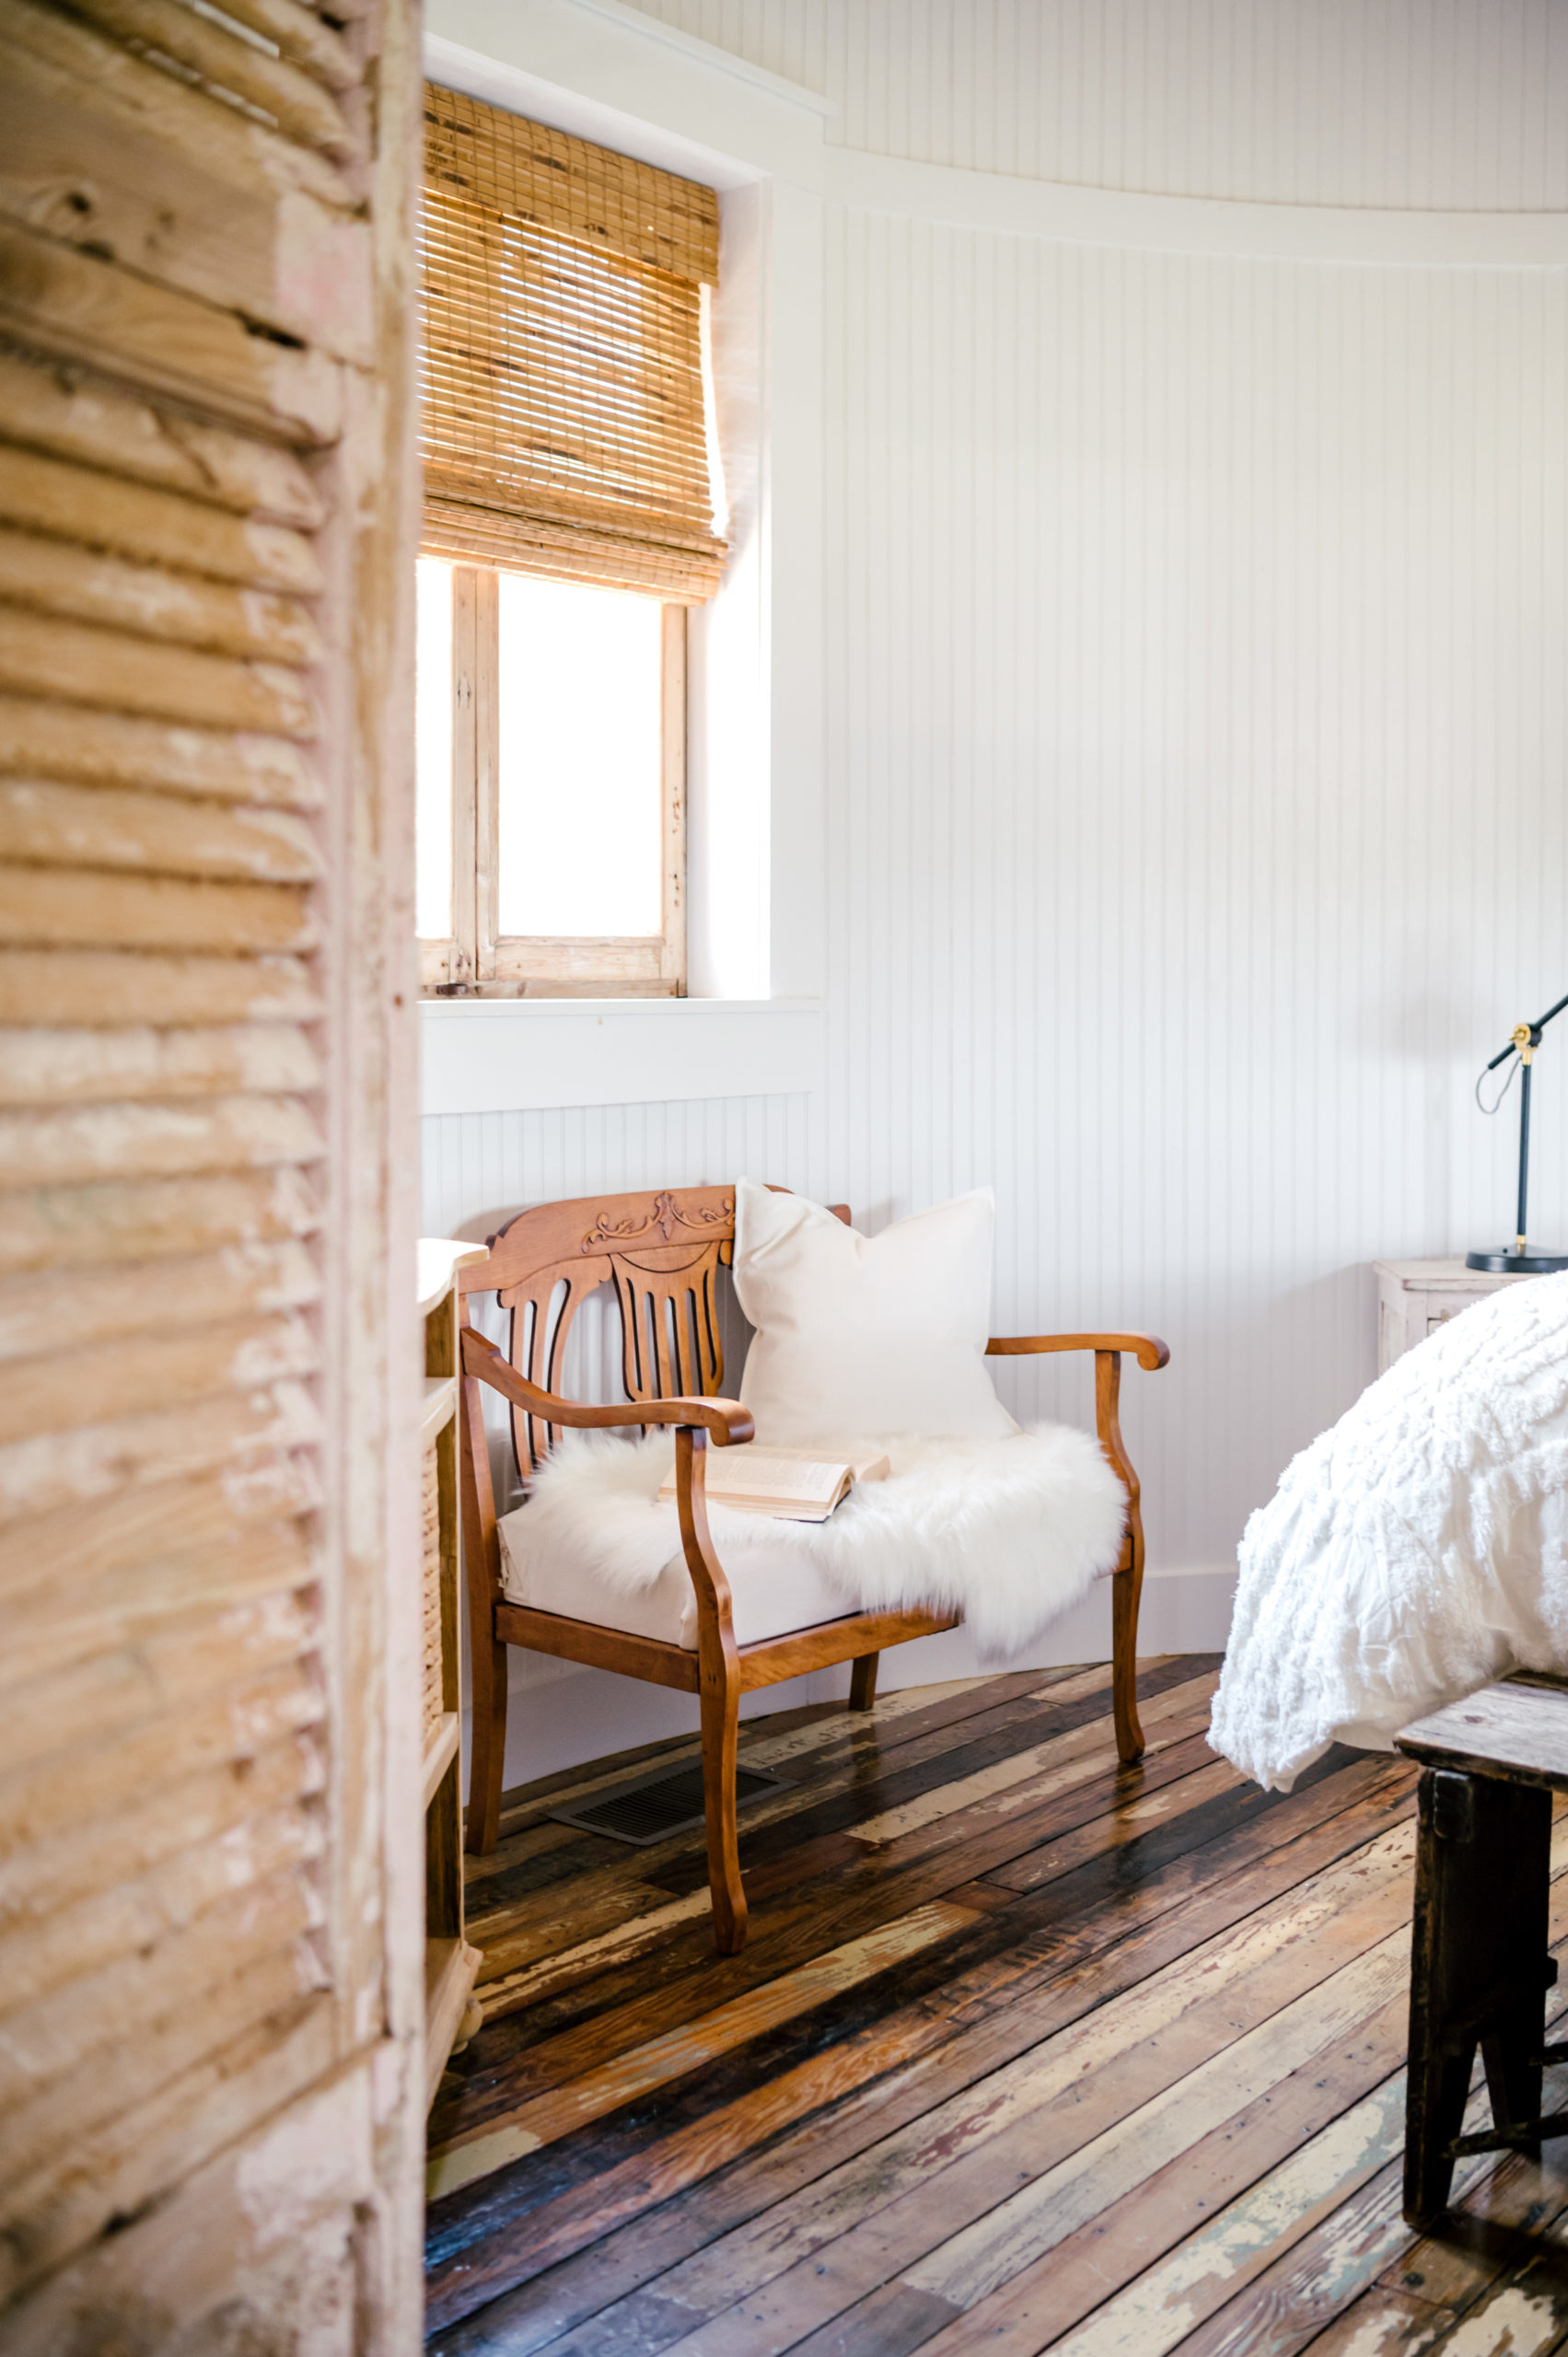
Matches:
[[461, 1330, 747, 1657], [459, 1327, 754, 1445], [987, 1331, 1169, 1373], [984, 1333, 1167, 1597]]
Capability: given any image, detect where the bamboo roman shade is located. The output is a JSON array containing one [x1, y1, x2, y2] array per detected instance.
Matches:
[[421, 87, 727, 602]]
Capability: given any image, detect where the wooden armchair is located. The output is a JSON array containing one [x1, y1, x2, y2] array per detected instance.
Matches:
[[457, 1184, 1167, 1955]]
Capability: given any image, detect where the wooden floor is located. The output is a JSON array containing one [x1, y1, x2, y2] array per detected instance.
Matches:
[[425, 1655, 1568, 2355]]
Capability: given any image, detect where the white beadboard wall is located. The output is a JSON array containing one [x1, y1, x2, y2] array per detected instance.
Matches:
[[621, 0, 1568, 208], [422, 1094, 814, 1241], [424, 0, 1568, 1787], [820, 201, 1568, 1606]]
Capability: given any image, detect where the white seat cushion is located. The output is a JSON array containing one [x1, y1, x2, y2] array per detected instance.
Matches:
[[496, 1504, 854, 1650]]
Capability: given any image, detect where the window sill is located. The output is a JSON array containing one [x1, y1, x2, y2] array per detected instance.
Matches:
[[419, 997, 823, 1116]]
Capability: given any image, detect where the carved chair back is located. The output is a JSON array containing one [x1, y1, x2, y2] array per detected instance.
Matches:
[[457, 1185, 738, 1479]]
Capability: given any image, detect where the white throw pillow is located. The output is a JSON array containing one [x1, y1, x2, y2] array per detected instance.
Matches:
[[733, 1178, 1018, 1447]]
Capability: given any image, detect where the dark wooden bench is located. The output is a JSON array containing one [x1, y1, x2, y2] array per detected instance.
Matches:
[[1395, 1676, 1568, 2224]]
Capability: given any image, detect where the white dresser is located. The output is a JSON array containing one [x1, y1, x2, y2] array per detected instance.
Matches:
[[1375, 1258, 1532, 1373]]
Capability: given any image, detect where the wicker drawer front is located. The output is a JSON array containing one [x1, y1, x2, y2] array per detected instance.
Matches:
[[423, 1437, 446, 1743]]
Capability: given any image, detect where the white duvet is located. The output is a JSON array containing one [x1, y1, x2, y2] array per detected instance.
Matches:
[[1210, 1272, 1568, 1792]]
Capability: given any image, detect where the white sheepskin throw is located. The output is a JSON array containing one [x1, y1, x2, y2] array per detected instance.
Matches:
[[1210, 1271, 1568, 1794], [503, 1423, 1128, 1664]]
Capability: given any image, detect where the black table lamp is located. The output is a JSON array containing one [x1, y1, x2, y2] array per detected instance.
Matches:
[[1467, 988, 1568, 1274]]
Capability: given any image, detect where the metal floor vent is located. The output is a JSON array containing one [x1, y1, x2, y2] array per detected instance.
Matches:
[[549, 1759, 790, 1847]]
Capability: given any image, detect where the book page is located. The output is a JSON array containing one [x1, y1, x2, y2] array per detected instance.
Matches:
[[656, 1444, 892, 1517]]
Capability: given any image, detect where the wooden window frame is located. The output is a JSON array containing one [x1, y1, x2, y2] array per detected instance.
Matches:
[[419, 566, 686, 999]]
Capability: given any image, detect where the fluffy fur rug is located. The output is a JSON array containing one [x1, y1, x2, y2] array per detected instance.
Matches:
[[507, 1424, 1128, 1662]]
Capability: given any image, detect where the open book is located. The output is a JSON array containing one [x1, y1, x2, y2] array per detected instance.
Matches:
[[657, 1446, 891, 1523]]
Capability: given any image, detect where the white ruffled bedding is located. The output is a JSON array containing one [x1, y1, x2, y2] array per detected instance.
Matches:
[[1210, 1272, 1568, 1792], [503, 1422, 1127, 1663]]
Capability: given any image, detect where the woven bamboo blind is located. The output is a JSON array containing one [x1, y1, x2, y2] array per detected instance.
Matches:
[[422, 86, 727, 603]]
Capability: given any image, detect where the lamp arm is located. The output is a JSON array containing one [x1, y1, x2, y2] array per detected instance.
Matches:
[[1485, 987, 1568, 1073]]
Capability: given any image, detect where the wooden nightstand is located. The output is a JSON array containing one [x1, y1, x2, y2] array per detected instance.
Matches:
[[1375, 1258, 1533, 1374]]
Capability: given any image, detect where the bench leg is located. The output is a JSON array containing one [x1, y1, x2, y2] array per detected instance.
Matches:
[[700, 1645, 748, 1956], [1111, 1558, 1144, 1763], [1096, 1348, 1145, 1765], [1404, 1767, 1553, 2227], [850, 1652, 880, 1712]]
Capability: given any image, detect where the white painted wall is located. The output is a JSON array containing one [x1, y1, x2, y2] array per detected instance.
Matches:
[[423, 0, 1568, 1789], [621, 0, 1568, 207]]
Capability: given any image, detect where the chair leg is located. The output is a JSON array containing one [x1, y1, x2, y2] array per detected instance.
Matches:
[[849, 1652, 880, 1712], [465, 1621, 508, 1856], [1111, 1553, 1144, 1764], [1095, 1346, 1146, 1765], [700, 1649, 748, 1955]]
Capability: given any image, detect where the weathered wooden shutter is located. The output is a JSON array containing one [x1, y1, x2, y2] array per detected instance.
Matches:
[[0, 0, 423, 2343]]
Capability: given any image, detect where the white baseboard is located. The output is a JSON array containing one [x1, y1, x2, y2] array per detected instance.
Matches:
[[869, 1564, 1237, 1691], [1136, 1563, 1238, 1657]]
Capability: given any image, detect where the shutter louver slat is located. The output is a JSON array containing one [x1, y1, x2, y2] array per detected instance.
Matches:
[[0, 868, 315, 953], [0, 1093, 322, 1186], [0, 611, 318, 736], [0, 528, 323, 664], [0, 350, 325, 528], [0, 695, 319, 807], [0, 1795, 321, 2017], [0, 1591, 319, 1778], [0, 447, 323, 591], [0, 1240, 319, 1358], [0, 1166, 320, 1279], [0, 216, 345, 447], [45, 0, 359, 163], [0, 1382, 319, 1524], [421, 85, 728, 601], [0, 1311, 319, 1444], [3, 1940, 323, 2218], [0, 1023, 321, 1105], [0, 1731, 318, 1921], [0, 949, 319, 1029], [0, 784, 321, 882], [0, 1658, 326, 1875]]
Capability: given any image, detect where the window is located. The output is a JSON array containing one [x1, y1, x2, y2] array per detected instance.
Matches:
[[415, 562, 685, 993], [417, 87, 726, 996]]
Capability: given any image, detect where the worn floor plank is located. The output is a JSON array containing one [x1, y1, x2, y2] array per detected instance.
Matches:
[[428, 1900, 981, 2200], [426, 1659, 1568, 2357]]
